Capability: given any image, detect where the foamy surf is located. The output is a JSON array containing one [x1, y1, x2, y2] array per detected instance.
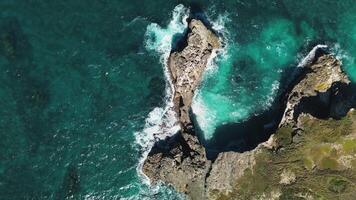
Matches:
[[191, 13, 235, 140], [297, 44, 328, 67], [134, 4, 189, 184], [193, 43, 329, 141]]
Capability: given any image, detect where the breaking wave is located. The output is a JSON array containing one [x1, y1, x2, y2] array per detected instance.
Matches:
[[134, 4, 189, 183]]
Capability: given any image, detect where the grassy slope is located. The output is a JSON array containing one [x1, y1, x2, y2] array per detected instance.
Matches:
[[213, 110, 356, 200]]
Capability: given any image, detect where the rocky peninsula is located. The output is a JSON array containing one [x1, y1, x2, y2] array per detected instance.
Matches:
[[143, 19, 356, 200], [143, 19, 220, 199]]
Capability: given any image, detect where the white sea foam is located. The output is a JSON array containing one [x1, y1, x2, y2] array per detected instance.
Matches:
[[297, 44, 328, 67], [134, 4, 189, 184], [205, 13, 231, 72], [191, 14, 231, 140], [330, 43, 354, 64], [211, 12, 231, 36], [191, 93, 218, 140], [145, 4, 189, 55], [264, 80, 280, 107]]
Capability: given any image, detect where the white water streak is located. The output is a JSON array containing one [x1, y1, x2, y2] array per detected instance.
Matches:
[[191, 14, 230, 140], [134, 4, 189, 184], [297, 44, 328, 67]]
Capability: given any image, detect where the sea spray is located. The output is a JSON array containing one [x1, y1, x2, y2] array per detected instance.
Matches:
[[297, 44, 328, 67], [330, 43, 356, 81], [134, 4, 189, 183], [191, 13, 234, 140], [193, 18, 317, 140]]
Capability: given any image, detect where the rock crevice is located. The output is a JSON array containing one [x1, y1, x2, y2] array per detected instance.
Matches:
[[143, 19, 220, 199], [169, 19, 220, 131]]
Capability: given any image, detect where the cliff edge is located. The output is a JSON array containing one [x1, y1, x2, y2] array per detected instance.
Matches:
[[143, 19, 356, 200], [143, 19, 220, 199]]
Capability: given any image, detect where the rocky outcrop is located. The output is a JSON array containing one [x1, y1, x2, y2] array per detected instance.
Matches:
[[205, 150, 260, 198], [206, 53, 356, 199], [279, 53, 351, 128], [143, 17, 356, 200], [266, 53, 354, 150], [142, 19, 220, 199], [169, 19, 220, 131]]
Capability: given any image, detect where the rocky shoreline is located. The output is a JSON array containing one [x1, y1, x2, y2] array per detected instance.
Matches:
[[143, 19, 219, 199], [143, 19, 356, 199]]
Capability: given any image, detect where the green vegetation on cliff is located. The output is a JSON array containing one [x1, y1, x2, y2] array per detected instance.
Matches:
[[213, 111, 356, 200]]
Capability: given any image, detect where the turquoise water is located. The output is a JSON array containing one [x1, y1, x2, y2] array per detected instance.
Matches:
[[0, 1, 355, 199], [192, 0, 356, 140]]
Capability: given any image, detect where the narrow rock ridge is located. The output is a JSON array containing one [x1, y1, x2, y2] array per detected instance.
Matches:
[[169, 19, 220, 131], [143, 19, 220, 199]]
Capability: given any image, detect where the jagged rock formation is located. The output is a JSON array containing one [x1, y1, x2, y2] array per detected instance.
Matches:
[[207, 54, 356, 199], [142, 19, 220, 199], [205, 150, 260, 197], [279, 54, 351, 128], [268, 54, 354, 150], [169, 19, 220, 131], [143, 18, 356, 200]]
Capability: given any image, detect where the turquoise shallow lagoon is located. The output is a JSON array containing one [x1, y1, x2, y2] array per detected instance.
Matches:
[[0, 1, 355, 199]]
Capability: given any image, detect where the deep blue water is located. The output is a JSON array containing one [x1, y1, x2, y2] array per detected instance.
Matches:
[[0, 1, 355, 199]]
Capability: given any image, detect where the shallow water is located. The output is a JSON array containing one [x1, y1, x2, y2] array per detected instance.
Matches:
[[0, 1, 355, 199]]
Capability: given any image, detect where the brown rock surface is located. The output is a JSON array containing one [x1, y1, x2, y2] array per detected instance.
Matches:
[[169, 19, 220, 131], [279, 54, 351, 128]]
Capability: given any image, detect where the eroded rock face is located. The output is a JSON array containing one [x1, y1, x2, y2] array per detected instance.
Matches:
[[169, 19, 220, 131], [142, 19, 220, 199], [143, 18, 356, 200], [279, 54, 351, 128], [205, 150, 259, 198], [204, 53, 356, 200]]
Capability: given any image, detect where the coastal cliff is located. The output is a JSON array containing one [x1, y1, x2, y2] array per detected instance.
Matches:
[[143, 19, 220, 199], [143, 19, 356, 200], [208, 54, 356, 200]]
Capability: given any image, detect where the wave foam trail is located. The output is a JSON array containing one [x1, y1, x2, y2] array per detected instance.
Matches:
[[134, 4, 189, 184], [145, 4, 189, 55], [191, 14, 234, 140], [298, 44, 328, 67]]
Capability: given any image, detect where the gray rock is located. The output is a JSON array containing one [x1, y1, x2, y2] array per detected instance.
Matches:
[[205, 150, 259, 199], [169, 19, 220, 131], [279, 54, 351, 129], [143, 18, 354, 199], [143, 19, 220, 199]]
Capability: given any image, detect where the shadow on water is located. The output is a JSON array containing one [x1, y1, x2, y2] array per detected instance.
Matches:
[[171, 26, 190, 53], [295, 82, 356, 120], [191, 63, 300, 160], [192, 46, 356, 160], [169, 4, 356, 160]]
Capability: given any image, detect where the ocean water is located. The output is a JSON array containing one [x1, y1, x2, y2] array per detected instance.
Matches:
[[0, 1, 355, 199]]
